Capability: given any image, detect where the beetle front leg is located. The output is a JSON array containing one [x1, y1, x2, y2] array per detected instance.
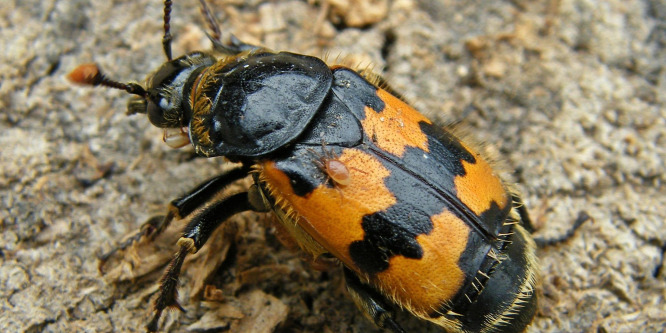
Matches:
[[146, 191, 258, 332], [98, 166, 250, 267], [153, 166, 251, 237], [344, 268, 406, 333]]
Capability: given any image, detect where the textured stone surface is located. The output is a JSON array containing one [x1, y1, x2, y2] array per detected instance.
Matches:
[[1, 0, 664, 332]]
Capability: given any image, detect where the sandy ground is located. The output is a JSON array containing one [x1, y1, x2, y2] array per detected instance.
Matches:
[[1, 0, 665, 332]]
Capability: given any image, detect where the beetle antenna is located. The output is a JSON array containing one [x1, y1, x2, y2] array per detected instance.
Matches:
[[162, 0, 174, 61], [67, 63, 148, 98]]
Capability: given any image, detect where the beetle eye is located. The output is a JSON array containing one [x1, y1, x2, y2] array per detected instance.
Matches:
[[128, 95, 178, 128], [146, 100, 170, 128]]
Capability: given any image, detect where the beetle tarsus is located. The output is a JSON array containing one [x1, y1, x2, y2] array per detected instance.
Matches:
[[512, 193, 589, 247], [101, 166, 250, 272], [146, 188, 256, 331], [98, 215, 165, 273], [534, 211, 590, 247], [147, 246, 189, 332]]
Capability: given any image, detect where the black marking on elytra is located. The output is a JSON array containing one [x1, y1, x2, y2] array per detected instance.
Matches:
[[273, 147, 331, 197], [279, 166, 319, 197], [331, 68, 385, 118], [363, 122, 500, 243], [414, 122, 504, 245], [377, 122, 475, 198], [419, 121, 476, 170], [349, 212, 425, 274], [348, 125, 486, 275], [477, 200, 513, 238]]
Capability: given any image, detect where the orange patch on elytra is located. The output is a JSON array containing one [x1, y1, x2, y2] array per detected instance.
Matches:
[[361, 89, 431, 157], [373, 209, 469, 316], [259, 148, 396, 270], [454, 143, 509, 215]]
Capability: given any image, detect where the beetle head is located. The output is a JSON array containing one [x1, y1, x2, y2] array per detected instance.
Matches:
[[127, 52, 216, 129], [67, 51, 216, 149]]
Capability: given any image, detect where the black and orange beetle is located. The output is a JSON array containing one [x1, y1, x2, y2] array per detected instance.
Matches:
[[69, 1, 587, 332]]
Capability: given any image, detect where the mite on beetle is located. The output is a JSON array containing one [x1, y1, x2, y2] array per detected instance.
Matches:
[[69, 1, 588, 332]]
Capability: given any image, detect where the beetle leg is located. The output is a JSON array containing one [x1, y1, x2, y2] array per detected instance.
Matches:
[[97, 215, 164, 271], [98, 166, 249, 269], [533, 211, 590, 247], [343, 268, 406, 333], [511, 193, 536, 233], [147, 191, 256, 332], [198, 0, 262, 54], [159, 166, 251, 236], [511, 194, 590, 247]]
